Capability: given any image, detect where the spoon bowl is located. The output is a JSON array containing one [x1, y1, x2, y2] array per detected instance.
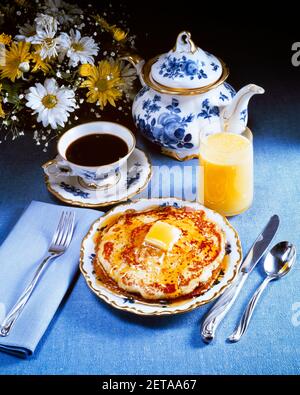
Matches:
[[264, 241, 296, 278]]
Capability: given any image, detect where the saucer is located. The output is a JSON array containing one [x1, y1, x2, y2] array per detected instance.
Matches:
[[43, 148, 152, 207]]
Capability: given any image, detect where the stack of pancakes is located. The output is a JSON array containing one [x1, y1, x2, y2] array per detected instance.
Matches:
[[94, 206, 225, 300]]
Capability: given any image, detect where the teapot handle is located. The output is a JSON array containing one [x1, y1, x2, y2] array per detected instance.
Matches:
[[120, 53, 146, 86], [173, 31, 197, 54]]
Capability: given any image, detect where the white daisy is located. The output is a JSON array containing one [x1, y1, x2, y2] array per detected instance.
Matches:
[[61, 29, 99, 67], [15, 23, 36, 42], [25, 78, 76, 129], [43, 0, 82, 25], [29, 14, 68, 60], [35, 13, 59, 35], [31, 32, 67, 60], [120, 61, 137, 94]]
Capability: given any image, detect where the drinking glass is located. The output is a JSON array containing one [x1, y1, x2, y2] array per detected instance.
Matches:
[[198, 128, 253, 216]]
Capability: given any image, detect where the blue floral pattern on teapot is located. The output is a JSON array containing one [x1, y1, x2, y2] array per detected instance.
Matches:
[[126, 31, 264, 160], [134, 96, 195, 149], [133, 82, 242, 158], [159, 55, 211, 81]]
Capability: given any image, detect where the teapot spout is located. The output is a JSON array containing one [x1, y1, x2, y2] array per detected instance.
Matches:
[[221, 84, 265, 133], [121, 54, 146, 86]]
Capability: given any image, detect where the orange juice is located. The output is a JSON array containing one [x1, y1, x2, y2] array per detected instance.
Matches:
[[199, 129, 253, 216]]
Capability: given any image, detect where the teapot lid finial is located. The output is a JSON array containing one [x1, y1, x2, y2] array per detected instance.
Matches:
[[150, 31, 223, 90], [173, 31, 197, 54]]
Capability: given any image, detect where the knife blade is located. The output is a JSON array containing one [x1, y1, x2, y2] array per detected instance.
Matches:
[[201, 214, 280, 343], [240, 215, 280, 274]]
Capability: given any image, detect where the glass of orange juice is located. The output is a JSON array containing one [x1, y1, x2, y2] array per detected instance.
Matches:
[[198, 128, 253, 216]]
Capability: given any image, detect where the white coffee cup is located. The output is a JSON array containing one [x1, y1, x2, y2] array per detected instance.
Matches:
[[44, 121, 136, 189]]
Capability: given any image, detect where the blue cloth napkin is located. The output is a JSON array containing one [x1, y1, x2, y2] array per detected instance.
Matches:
[[0, 201, 102, 358]]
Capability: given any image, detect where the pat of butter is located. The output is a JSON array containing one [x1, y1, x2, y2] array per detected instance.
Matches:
[[144, 221, 181, 252]]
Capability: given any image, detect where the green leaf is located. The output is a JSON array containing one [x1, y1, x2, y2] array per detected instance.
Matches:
[[1, 80, 25, 105]]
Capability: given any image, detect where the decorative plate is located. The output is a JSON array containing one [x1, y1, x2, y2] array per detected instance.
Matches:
[[80, 198, 243, 316], [42, 148, 152, 207]]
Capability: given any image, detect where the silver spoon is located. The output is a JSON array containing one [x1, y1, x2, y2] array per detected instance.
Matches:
[[228, 241, 296, 342]]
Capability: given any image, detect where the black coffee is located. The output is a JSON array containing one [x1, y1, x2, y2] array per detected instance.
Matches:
[[66, 133, 129, 166]]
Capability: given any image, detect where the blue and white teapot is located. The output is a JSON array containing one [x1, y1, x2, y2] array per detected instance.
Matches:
[[125, 31, 264, 160]]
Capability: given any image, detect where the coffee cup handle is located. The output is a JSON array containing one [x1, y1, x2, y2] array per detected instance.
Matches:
[[43, 156, 74, 178]]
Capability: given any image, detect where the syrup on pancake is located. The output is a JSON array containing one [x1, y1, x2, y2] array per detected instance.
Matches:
[[94, 206, 226, 300]]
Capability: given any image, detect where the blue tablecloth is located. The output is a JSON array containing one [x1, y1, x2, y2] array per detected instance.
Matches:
[[0, 80, 300, 374]]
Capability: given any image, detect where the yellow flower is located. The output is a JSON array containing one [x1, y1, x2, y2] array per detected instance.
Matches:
[[15, 0, 28, 5], [0, 41, 31, 82], [111, 27, 128, 42], [0, 83, 5, 118], [94, 15, 111, 32], [80, 60, 123, 109], [79, 63, 93, 77], [0, 100, 4, 118], [0, 33, 12, 46], [30, 51, 52, 75], [94, 15, 127, 42]]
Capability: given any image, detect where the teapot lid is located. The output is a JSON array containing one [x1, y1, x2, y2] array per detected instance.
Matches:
[[150, 31, 223, 90]]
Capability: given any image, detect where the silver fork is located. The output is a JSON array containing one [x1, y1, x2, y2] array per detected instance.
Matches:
[[0, 211, 75, 337]]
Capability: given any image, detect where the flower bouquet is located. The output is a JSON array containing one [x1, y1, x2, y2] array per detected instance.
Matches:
[[0, 0, 137, 147]]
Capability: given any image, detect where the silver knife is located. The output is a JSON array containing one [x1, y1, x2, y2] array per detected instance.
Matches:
[[201, 214, 280, 343]]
